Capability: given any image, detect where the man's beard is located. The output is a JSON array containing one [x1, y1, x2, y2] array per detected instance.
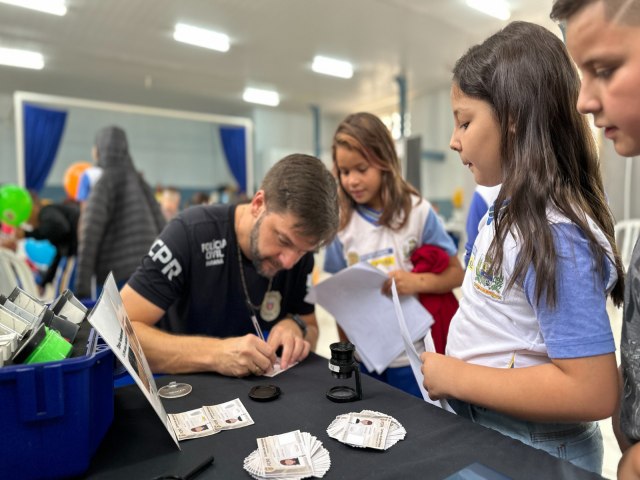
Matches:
[[249, 213, 283, 278]]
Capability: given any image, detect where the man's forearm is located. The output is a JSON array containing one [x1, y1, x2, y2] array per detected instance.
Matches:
[[131, 321, 223, 374]]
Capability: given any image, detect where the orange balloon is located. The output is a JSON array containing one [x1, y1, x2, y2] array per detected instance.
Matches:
[[63, 162, 92, 199]]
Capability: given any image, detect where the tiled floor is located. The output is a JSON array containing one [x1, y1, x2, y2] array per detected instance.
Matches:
[[312, 264, 624, 479]]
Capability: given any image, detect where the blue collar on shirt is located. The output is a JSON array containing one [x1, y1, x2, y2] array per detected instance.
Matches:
[[356, 204, 382, 225], [487, 199, 509, 225]]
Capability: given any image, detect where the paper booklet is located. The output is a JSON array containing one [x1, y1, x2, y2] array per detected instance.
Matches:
[[88, 273, 180, 448], [391, 279, 453, 412], [306, 262, 433, 374], [89, 275, 260, 446]]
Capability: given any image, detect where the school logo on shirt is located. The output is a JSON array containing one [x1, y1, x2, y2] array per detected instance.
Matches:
[[402, 238, 418, 261], [472, 253, 504, 300], [148, 239, 182, 281], [201, 238, 226, 267]]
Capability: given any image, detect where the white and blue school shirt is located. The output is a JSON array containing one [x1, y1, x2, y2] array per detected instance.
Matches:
[[324, 195, 457, 274], [324, 195, 457, 368], [447, 206, 616, 369]]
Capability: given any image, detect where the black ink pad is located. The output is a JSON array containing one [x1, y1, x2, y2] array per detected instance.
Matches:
[[249, 384, 281, 402]]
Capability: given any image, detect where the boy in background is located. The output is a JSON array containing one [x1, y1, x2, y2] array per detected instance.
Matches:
[[551, 1, 640, 477]]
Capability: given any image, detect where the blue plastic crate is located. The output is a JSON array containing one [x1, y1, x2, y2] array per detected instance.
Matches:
[[0, 329, 114, 479]]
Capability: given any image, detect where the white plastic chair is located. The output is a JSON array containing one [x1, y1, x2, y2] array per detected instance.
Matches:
[[614, 219, 640, 271], [0, 249, 16, 296], [0, 247, 39, 297]]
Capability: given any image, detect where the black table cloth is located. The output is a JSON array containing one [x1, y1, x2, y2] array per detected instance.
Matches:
[[84, 353, 602, 479]]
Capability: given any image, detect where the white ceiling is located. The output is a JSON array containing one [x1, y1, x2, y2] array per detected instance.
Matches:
[[0, 0, 560, 116]]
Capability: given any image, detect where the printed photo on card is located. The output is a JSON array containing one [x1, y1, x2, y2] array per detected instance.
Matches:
[[342, 412, 391, 450], [208, 398, 254, 430], [257, 430, 313, 477], [168, 408, 217, 441]]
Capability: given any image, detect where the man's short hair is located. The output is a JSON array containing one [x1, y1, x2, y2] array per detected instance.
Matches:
[[551, 0, 640, 25], [260, 154, 338, 247]]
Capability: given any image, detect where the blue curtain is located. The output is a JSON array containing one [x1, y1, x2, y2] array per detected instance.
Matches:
[[24, 104, 68, 192], [219, 126, 247, 193]]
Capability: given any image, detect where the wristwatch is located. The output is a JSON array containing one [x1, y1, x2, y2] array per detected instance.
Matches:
[[290, 314, 307, 338]]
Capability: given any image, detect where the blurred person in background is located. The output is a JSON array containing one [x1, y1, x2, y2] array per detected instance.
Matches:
[[160, 186, 182, 221], [0, 192, 79, 292], [187, 191, 211, 208], [75, 126, 165, 298]]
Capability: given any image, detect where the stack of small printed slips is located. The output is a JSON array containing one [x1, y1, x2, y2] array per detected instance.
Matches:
[[244, 430, 331, 479], [327, 409, 406, 450]]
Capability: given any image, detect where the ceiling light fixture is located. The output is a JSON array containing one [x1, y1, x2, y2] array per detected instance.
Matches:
[[311, 55, 353, 79], [243, 88, 280, 107], [466, 0, 510, 20], [0, 47, 44, 70], [173, 23, 229, 52], [0, 0, 66, 16]]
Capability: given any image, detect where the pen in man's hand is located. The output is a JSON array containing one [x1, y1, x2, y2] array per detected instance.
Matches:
[[250, 313, 265, 342]]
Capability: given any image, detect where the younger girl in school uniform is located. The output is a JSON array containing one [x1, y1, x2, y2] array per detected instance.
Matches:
[[324, 111, 464, 397], [421, 21, 625, 474]]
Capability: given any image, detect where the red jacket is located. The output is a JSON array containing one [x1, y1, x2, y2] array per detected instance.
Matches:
[[410, 245, 459, 354]]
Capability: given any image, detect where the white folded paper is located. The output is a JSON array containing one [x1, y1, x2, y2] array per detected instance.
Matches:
[[391, 280, 454, 412], [306, 262, 433, 373]]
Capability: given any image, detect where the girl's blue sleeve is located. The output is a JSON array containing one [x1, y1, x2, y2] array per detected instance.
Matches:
[[323, 237, 347, 274], [524, 223, 615, 359], [421, 209, 458, 256]]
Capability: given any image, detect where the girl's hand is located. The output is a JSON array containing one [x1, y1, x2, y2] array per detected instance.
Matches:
[[382, 270, 417, 295], [420, 351, 463, 400]]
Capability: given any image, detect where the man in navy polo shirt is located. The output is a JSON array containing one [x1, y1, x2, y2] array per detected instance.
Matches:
[[121, 154, 339, 377]]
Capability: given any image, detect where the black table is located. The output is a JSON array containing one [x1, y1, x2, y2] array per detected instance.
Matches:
[[84, 354, 602, 479]]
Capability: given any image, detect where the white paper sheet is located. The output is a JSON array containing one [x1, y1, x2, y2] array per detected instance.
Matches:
[[391, 280, 453, 412], [306, 262, 433, 373], [88, 273, 181, 448]]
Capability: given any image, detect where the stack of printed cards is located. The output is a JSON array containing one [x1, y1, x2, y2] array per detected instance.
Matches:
[[168, 398, 254, 441], [327, 410, 406, 450], [244, 430, 331, 479]]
